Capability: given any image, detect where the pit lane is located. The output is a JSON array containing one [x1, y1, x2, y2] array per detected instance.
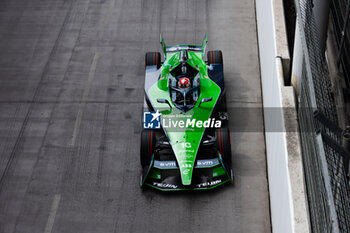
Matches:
[[0, 0, 271, 232]]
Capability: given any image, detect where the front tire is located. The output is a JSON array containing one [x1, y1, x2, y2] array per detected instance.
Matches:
[[207, 50, 223, 65], [145, 52, 161, 69]]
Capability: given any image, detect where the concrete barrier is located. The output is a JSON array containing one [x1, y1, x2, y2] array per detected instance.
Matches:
[[255, 0, 311, 232]]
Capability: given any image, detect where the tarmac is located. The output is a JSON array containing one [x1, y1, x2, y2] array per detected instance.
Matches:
[[0, 0, 271, 232]]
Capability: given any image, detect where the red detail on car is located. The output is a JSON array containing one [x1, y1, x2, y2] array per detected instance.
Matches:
[[178, 77, 191, 88]]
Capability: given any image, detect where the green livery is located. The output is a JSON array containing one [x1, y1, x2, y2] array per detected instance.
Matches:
[[140, 34, 233, 191]]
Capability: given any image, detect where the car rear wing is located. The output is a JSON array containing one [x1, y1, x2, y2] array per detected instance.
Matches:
[[160, 33, 208, 58]]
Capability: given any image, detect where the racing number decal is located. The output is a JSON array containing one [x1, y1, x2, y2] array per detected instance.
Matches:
[[181, 142, 192, 148]]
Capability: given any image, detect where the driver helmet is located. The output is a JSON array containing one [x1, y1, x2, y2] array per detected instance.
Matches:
[[178, 77, 191, 88]]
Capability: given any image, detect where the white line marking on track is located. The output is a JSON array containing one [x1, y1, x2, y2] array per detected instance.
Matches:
[[44, 194, 61, 233], [104, 0, 115, 24], [70, 52, 99, 146]]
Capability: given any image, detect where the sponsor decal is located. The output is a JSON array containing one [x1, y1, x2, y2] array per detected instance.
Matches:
[[154, 159, 220, 169], [182, 169, 190, 175], [195, 158, 219, 168], [179, 150, 195, 153], [154, 160, 177, 168], [197, 160, 214, 166], [153, 182, 178, 189], [196, 179, 222, 188], [159, 161, 176, 167], [143, 110, 161, 129], [197, 160, 213, 166]]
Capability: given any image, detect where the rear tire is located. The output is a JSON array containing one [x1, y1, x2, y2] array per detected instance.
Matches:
[[207, 50, 223, 65], [216, 128, 232, 165], [140, 130, 156, 167], [145, 52, 161, 69]]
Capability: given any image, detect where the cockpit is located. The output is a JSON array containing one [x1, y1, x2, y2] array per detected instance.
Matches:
[[168, 50, 200, 112]]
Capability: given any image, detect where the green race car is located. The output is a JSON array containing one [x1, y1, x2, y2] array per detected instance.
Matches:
[[140, 34, 233, 191]]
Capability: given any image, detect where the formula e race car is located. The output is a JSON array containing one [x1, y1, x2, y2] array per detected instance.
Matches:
[[140, 34, 233, 191]]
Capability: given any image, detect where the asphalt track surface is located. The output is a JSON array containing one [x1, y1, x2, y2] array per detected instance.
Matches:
[[0, 0, 271, 233]]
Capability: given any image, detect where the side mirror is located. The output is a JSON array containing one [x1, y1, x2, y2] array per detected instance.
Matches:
[[199, 97, 213, 107], [157, 98, 172, 109]]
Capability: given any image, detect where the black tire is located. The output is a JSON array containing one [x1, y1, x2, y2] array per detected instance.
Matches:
[[140, 130, 156, 167], [145, 52, 161, 69], [207, 50, 223, 65], [216, 128, 232, 164]]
